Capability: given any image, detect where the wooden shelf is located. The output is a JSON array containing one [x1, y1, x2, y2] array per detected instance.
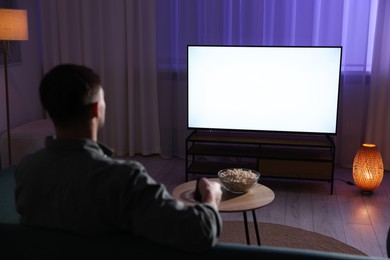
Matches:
[[188, 143, 262, 157], [260, 146, 333, 162], [188, 161, 257, 175], [185, 130, 336, 194]]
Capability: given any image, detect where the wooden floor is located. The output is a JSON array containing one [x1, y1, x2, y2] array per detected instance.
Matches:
[[129, 155, 390, 258]]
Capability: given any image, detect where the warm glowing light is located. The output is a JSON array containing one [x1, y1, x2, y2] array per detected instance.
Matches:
[[0, 9, 29, 40], [364, 171, 372, 179], [352, 143, 384, 193]]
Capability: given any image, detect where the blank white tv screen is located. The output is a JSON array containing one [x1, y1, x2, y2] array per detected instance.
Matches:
[[187, 45, 342, 135]]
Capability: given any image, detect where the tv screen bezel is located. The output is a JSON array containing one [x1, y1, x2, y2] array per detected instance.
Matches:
[[187, 44, 342, 136]]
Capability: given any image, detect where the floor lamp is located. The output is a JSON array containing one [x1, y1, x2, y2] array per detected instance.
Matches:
[[0, 9, 29, 166]]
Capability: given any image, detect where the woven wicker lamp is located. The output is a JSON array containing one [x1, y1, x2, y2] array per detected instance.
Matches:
[[352, 144, 384, 193]]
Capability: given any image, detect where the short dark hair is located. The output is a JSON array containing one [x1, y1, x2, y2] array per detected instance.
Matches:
[[39, 64, 102, 126]]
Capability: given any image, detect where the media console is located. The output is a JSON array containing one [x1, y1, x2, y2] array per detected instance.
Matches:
[[185, 130, 336, 194]]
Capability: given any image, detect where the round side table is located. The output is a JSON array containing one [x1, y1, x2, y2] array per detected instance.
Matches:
[[172, 178, 275, 245]]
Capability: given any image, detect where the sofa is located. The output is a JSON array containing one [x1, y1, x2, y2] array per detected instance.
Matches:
[[1, 165, 389, 259]]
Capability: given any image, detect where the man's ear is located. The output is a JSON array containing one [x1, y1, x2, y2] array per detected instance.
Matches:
[[90, 102, 99, 118]]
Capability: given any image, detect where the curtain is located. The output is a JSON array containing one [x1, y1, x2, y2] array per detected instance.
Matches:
[[365, 0, 390, 170], [155, 0, 384, 168], [39, 0, 161, 156], [38, 0, 390, 169]]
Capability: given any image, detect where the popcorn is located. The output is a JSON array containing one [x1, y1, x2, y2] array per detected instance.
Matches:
[[218, 168, 259, 194]]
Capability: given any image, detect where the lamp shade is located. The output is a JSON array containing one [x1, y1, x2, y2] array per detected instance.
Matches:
[[0, 8, 29, 40], [352, 143, 384, 192]]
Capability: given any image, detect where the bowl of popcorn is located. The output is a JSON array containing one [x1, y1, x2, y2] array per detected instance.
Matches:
[[218, 168, 260, 194]]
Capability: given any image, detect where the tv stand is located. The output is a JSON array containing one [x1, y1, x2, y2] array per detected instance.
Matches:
[[185, 130, 336, 194]]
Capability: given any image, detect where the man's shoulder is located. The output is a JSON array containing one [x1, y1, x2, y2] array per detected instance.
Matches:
[[102, 158, 147, 175]]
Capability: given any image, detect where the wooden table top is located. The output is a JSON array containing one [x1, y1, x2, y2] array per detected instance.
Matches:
[[172, 178, 275, 212]]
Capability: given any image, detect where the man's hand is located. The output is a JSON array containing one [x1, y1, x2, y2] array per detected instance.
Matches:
[[197, 177, 222, 210]]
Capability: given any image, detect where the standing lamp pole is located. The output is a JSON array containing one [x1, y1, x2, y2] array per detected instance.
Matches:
[[0, 8, 29, 166], [2, 40, 12, 165]]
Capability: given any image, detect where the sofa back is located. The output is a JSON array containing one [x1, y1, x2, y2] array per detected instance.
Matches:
[[1, 165, 388, 259], [2, 222, 387, 260]]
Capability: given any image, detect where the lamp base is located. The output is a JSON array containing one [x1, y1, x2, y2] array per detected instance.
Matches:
[[360, 190, 374, 195]]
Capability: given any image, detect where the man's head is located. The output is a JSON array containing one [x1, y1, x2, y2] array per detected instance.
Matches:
[[39, 64, 105, 129]]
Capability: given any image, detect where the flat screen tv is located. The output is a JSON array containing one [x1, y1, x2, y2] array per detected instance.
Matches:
[[187, 45, 342, 135]]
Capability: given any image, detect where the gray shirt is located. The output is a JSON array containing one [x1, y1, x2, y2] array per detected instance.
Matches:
[[15, 138, 222, 252]]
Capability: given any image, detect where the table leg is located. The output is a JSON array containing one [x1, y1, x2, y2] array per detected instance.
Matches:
[[242, 210, 261, 246], [242, 211, 250, 245], [252, 210, 261, 245]]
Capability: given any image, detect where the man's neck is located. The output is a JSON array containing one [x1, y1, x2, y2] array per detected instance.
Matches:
[[54, 126, 97, 141]]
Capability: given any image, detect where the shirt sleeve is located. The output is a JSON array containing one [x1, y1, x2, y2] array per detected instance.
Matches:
[[117, 161, 222, 252]]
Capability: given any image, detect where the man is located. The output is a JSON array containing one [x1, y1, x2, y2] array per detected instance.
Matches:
[[15, 64, 222, 252]]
